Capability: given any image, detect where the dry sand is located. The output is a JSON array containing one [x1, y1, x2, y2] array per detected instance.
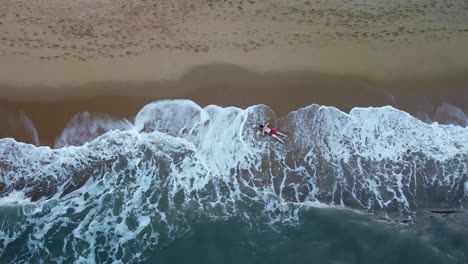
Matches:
[[0, 0, 468, 87]]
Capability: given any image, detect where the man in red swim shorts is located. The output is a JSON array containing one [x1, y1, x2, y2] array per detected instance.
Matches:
[[259, 122, 288, 144]]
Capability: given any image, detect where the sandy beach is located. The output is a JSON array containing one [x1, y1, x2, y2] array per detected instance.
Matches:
[[1, 0, 468, 145], [1, 0, 468, 87], [1, 2, 468, 262]]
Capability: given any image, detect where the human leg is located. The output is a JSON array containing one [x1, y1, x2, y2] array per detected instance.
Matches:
[[277, 131, 288, 138], [272, 134, 284, 143]]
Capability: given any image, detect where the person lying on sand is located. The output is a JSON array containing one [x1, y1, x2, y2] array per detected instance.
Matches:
[[259, 122, 288, 143]]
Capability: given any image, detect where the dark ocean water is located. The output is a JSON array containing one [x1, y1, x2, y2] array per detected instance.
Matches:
[[152, 208, 468, 264], [0, 100, 467, 263]]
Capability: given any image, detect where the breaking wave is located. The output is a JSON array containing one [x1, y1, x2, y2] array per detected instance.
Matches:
[[0, 100, 467, 263]]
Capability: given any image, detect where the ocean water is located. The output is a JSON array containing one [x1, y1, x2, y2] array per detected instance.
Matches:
[[0, 100, 467, 263]]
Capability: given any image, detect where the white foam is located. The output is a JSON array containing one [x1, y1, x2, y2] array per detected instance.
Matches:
[[434, 102, 468, 127], [286, 104, 468, 162], [0, 191, 32, 206], [55, 112, 133, 148], [0, 111, 39, 145], [0, 99, 466, 262]]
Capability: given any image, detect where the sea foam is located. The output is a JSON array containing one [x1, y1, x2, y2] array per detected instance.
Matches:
[[0, 100, 466, 262]]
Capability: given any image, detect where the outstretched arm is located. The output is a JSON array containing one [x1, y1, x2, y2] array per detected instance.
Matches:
[[260, 122, 269, 136]]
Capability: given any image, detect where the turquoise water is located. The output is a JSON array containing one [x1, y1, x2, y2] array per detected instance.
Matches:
[[152, 208, 467, 264], [1, 101, 467, 263], [1, 205, 467, 263]]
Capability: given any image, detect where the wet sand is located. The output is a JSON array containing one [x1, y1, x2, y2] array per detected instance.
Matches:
[[1, 64, 467, 146], [1, 0, 468, 146]]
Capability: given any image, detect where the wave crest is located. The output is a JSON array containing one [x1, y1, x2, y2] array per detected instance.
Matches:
[[0, 100, 467, 262]]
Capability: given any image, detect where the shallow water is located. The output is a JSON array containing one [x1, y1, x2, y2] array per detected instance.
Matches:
[[0, 100, 467, 263]]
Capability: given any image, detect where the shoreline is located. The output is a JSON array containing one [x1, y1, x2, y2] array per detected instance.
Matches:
[[1, 64, 467, 146], [1, 0, 468, 146], [1, 63, 468, 101]]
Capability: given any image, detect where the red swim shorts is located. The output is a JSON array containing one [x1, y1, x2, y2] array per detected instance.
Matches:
[[269, 129, 277, 136]]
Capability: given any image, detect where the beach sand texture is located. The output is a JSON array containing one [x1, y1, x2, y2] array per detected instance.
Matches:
[[1, 3, 468, 263], [0, 0, 468, 87]]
